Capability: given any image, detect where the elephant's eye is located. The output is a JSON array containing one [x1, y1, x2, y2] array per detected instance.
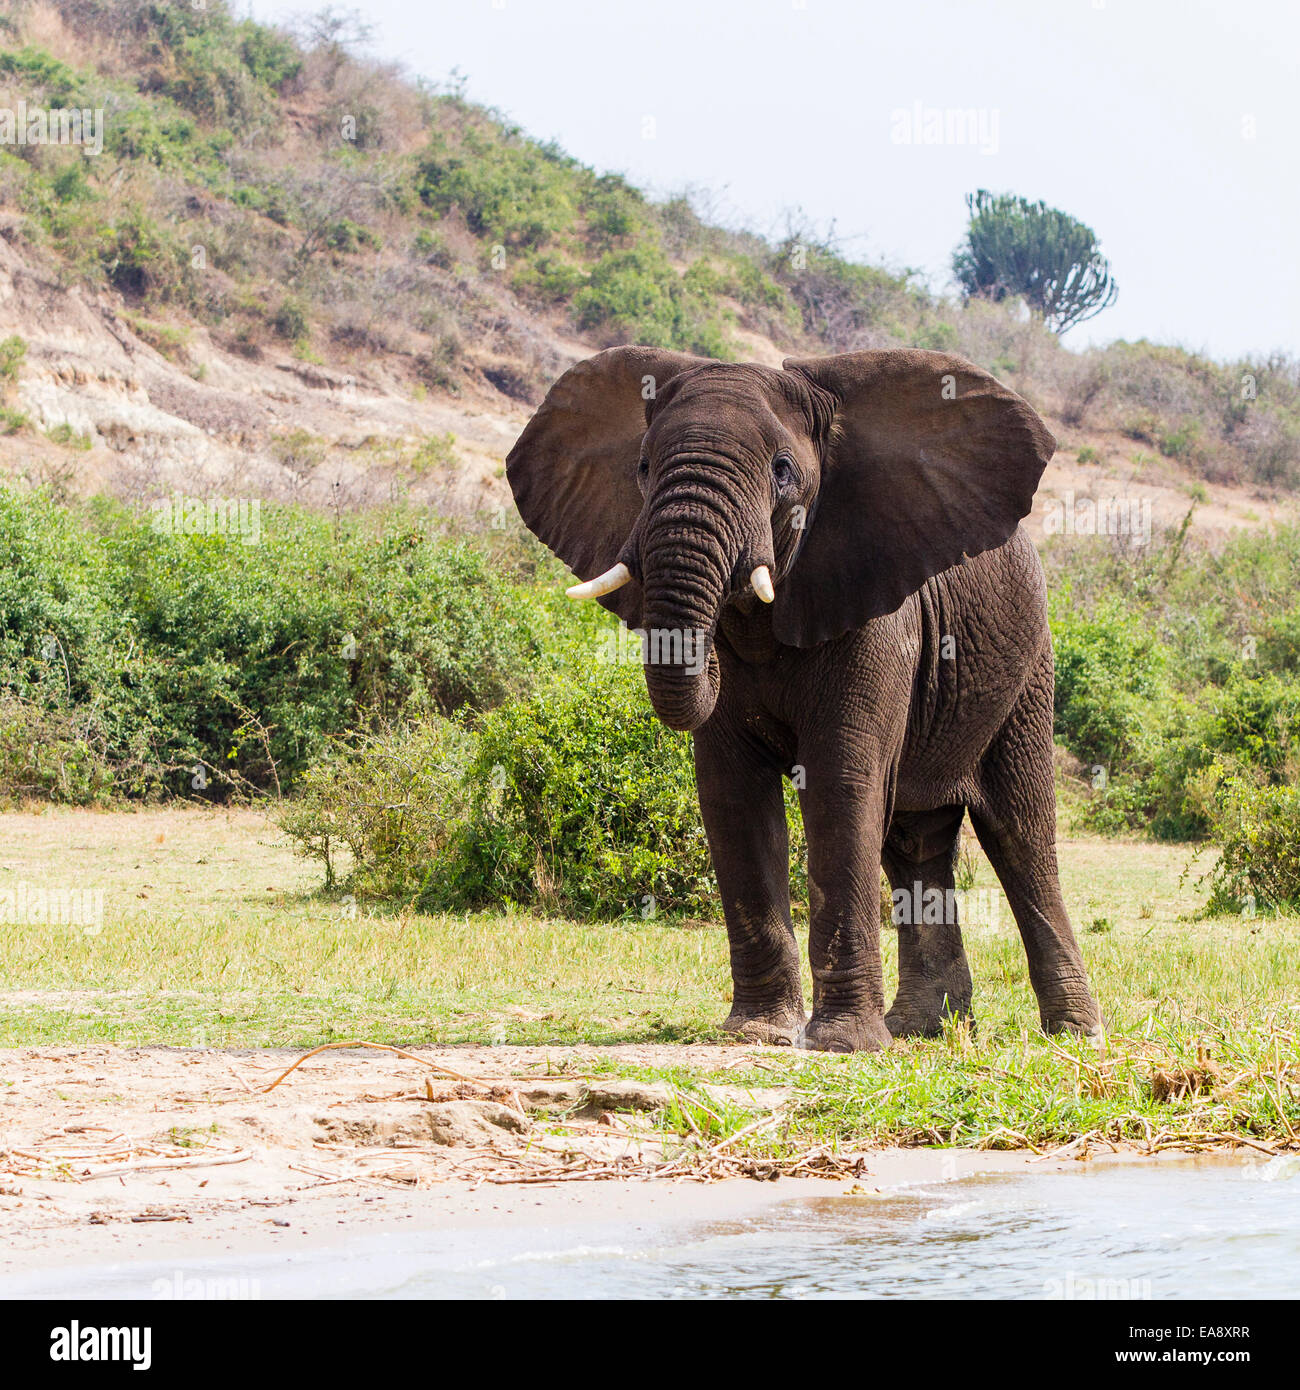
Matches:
[[772, 453, 796, 489], [637, 456, 650, 480]]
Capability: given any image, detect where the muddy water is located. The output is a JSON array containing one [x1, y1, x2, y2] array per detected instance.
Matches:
[[12, 1154, 1300, 1299]]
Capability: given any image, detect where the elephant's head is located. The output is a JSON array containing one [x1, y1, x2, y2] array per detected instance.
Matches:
[[507, 346, 1054, 731]]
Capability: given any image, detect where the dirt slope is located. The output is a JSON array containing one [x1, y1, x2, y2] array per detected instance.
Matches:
[[0, 221, 525, 514], [1, 220, 1292, 541]]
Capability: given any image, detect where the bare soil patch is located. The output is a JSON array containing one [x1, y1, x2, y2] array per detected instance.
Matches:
[[0, 1043, 1092, 1281]]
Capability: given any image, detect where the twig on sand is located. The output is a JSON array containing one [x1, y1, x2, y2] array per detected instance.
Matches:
[[77, 1149, 252, 1181], [288, 1162, 391, 1189], [975, 1127, 1042, 1154], [260, 1039, 479, 1092], [224, 1060, 255, 1094]]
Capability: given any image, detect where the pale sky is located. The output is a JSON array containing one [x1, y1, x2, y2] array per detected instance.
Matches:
[[246, 0, 1299, 362]]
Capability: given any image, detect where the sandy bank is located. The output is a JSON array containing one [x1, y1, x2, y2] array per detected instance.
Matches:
[[0, 1043, 1181, 1290]]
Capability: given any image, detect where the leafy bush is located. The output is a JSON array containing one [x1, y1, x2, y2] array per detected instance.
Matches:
[[1196, 671, 1300, 782], [1046, 525, 1300, 840], [574, 244, 733, 357], [0, 46, 83, 103], [772, 237, 919, 351], [237, 21, 302, 92], [0, 695, 117, 807], [0, 489, 539, 799], [433, 663, 713, 916], [1202, 774, 1300, 912], [96, 206, 191, 301], [0, 336, 25, 388], [278, 719, 471, 894], [417, 126, 578, 249], [272, 298, 309, 341], [1050, 593, 1170, 770], [278, 596, 812, 919]]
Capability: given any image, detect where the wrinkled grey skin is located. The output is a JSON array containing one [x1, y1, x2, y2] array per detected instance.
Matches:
[[507, 346, 1102, 1052]]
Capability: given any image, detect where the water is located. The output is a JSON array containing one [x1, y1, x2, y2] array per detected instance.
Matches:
[[10, 1154, 1300, 1299]]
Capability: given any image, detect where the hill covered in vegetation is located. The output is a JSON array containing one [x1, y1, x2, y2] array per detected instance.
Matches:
[[0, 0, 1297, 515]]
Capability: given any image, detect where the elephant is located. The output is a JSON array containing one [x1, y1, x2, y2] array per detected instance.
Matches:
[[506, 345, 1102, 1053]]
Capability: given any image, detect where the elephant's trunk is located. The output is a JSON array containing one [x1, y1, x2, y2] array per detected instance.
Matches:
[[639, 628, 720, 731], [637, 472, 738, 733]]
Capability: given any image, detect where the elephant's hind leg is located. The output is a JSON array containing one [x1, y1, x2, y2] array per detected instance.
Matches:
[[882, 806, 974, 1038], [968, 648, 1102, 1038]]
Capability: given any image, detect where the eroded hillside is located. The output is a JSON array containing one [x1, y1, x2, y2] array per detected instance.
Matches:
[[0, 0, 1296, 543]]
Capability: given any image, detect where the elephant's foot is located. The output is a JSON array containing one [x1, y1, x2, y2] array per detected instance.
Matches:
[[723, 999, 806, 1047], [885, 995, 974, 1040], [1039, 992, 1104, 1041], [885, 977, 974, 1039], [803, 1010, 892, 1054]]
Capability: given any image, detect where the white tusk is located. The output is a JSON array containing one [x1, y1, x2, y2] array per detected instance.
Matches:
[[566, 562, 631, 600], [751, 565, 775, 603]]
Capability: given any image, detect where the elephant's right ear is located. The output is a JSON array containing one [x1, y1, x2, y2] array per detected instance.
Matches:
[[506, 346, 710, 625]]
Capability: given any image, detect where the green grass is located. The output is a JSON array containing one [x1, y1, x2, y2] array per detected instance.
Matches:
[[1, 807, 1296, 1153]]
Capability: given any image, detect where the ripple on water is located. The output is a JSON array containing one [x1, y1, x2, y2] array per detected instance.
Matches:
[[5, 1154, 1298, 1299]]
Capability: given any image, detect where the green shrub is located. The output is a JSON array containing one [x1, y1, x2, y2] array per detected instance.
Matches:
[[1046, 523, 1300, 839], [1259, 608, 1300, 674], [277, 638, 812, 919], [433, 662, 713, 917], [915, 321, 959, 352], [0, 336, 25, 387], [1050, 593, 1170, 770], [574, 244, 733, 357], [409, 433, 458, 472], [412, 229, 454, 269], [511, 253, 586, 304], [277, 719, 471, 894], [44, 422, 92, 449], [237, 21, 302, 91], [416, 126, 578, 248], [124, 314, 191, 362], [0, 695, 117, 807], [1196, 670, 1300, 781], [1202, 773, 1300, 912], [96, 207, 190, 301], [272, 297, 309, 341], [573, 244, 679, 345], [99, 514, 537, 789], [0, 46, 81, 103], [0, 490, 539, 800]]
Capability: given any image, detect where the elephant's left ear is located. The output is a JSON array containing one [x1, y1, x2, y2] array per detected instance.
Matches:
[[774, 349, 1054, 648]]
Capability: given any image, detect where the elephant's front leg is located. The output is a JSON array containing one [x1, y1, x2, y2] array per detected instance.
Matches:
[[693, 723, 806, 1044], [799, 769, 894, 1054]]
